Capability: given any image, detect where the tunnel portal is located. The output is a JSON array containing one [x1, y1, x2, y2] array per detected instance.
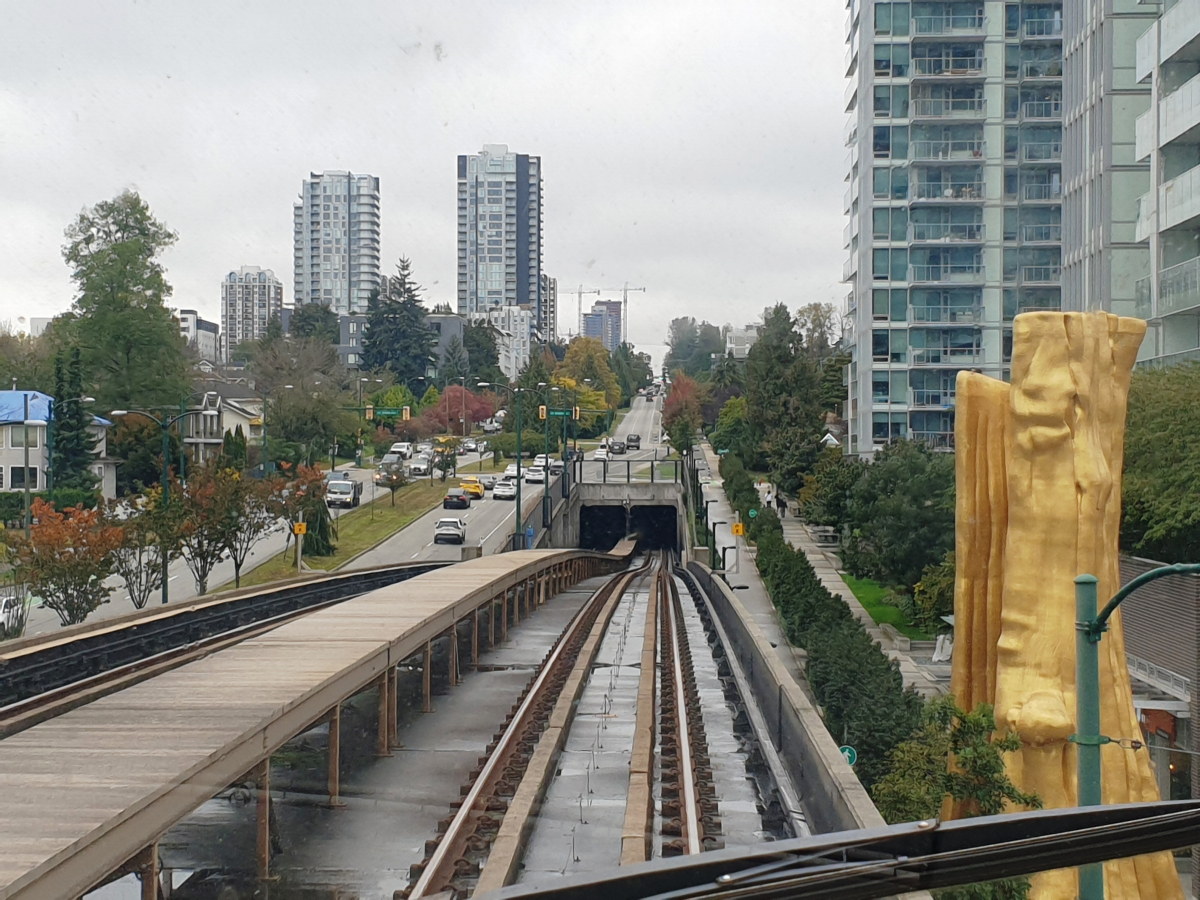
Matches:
[[578, 504, 678, 552]]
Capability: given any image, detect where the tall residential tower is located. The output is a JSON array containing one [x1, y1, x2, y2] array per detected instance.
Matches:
[[457, 145, 543, 321], [293, 171, 381, 315], [221, 266, 283, 361], [844, 0, 1063, 455]]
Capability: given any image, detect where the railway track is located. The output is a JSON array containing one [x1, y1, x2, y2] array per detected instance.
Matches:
[[0, 561, 447, 738], [406, 553, 784, 900]]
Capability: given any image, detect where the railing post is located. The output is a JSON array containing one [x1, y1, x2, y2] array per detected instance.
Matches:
[[449, 624, 460, 687], [472, 607, 480, 667], [327, 705, 344, 807], [1075, 574, 1104, 900], [422, 641, 434, 713], [256, 758, 272, 881], [376, 671, 392, 756]]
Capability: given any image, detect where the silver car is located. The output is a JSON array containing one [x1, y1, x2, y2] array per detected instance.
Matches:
[[433, 517, 467, 544]]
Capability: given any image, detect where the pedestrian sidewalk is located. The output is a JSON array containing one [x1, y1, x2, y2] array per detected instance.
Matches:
[[772, 504, 943, 699]]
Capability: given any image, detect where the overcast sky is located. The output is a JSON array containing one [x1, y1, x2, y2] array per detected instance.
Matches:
[[0, 0, 846, 370]]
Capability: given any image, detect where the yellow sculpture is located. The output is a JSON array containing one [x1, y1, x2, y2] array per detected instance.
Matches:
[[951, 312, 1180, 899]]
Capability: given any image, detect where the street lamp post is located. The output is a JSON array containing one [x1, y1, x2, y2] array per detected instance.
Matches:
[[710, 520, 727, 571], [110, 407, 219, 605], [480, 382, 525, 549], [1072, 563, 1200, 900]]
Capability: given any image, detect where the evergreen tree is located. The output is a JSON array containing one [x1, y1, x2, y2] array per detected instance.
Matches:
[[360, 258, 435, 386], [220, 425, 248, 470], [463, 321, 504, 386], [290, 303, 340, 344], [50, 347, 98, 493], [441, 333, 471, 383], [419, 384, 440, 409]]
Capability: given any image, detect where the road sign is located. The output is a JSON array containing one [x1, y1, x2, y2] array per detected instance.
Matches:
[[840, 745, 857, 766], [293, 522, 307, 535], [374, 407, 402, 417], [731, 522, 746, 536], [548, 409, 573, 418], [748, 508, 758, 518]]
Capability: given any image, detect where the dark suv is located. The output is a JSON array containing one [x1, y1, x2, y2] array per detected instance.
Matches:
[[610, 440, 627, 454], [626, 434, 641, 450]]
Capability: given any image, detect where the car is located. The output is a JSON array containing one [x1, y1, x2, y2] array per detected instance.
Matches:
[[459, 477, 486, 499], [417, 441, 434, 454], [443, 488, 472, 509], [479, 474, 497, 489], [378, 452, 402, 467], [524, 466, 546, 484], [533, 453, 553, 468], [374, 462, 405, 485], [593, 448, 609, 461], [626, 434, 642, 450], [610, 440, 627, 454], [482, 421, 501, 434], [504, 463, 520, 479], [434, 517, 467, 544], [493, 479, 517, 500], [462, 438, 477, 452], [549, 459, 564, 475], [325, 478, 362, 508], [408, 459, 431, 476], [390, 442, 414, 459]]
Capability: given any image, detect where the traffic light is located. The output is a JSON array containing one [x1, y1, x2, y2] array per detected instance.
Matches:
[[539, 405, 547, 420], [573, 406, 580, 420], [402, 406, 411, 421], [365, 404, 374, 421]]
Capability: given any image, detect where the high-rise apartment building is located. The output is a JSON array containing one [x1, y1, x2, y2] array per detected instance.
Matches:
[[293, 171, 381, 315], [1126, 0, 1200, 366], [221, 267, 283, 361], [844, 0, 1063, 455], [539, 274, 558, 341], [457, 145, 543, 321], [582, 299, 622, 353]]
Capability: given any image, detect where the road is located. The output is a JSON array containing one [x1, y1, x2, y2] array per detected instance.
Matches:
[[577, 394, 668, 483]]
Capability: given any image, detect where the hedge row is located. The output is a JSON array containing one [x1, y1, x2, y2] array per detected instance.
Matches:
[[0, 489, 99, 528]]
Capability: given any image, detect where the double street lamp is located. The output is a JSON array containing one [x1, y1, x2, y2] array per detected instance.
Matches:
[[109, 406, 219, 605], [479, 382, 534, 550]]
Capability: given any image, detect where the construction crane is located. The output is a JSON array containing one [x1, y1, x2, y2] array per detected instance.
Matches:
[[597, 283, 646, 345], [568, 285, 602, 338]]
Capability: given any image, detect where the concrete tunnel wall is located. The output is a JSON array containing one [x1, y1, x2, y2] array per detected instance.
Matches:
[[555, 482, 687, 553]]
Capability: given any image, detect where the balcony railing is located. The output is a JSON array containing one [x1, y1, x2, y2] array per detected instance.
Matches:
[[910, 139, 984, 160], [1021, 60, 1063, 79], [912, 14, 986, 36], [1021, 265, 1062, 284], [908, 222, 984, 242], [1159, 256, 1200, 317], [908, 262, 985, 282], [910, 347, 982, 367], [1022, 99, 1063, 119], [910, 389, 957, 407], [1021, 142, 1062, 162], [1019, 224, 1062, 242], [912, 97, 987, 118], [911, 57, 985, 76], [1023, 183, 1062, 201], [1135, 275, 1153, 319], [909, 304, 983, 323], [911, 430, 957, 450], [911, 181, 985, 200], [1022, 18, 1063, 38]]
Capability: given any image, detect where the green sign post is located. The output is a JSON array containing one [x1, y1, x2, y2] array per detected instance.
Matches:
[[839, 745, 857, 766], [748, 508, 758, 518], [548, 408, 573, 418]]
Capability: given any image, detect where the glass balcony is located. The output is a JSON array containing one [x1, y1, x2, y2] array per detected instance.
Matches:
[[1135, 275, 1152, 319], [910, 389, 957, 408], [911, 56, 985, 77], [911, 430, 956, 450], [1021, 59, 1063, 79], [1022, 99, 1062, 119], [910, 139, 984, 160], [1021, 142, 1062, 162], [911, 181, 985, 200], [912, 97, 987, 118], [1140, 347, 1200, 369], [909, 304, 983, 323], [1019, 224, 1062, 242], [908, 222, 984, 242], [1158, 256, 1200, 316], [908, 262, 985, 282], [912, 14, 987, 36], [1023, 183, 1062, 201], [910, 347, 982, 366], [1021, 265, 1062, 284], [1022, 18, 1063, 39]]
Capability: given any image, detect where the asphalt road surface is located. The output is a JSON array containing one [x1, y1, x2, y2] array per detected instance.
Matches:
[[577, 395, 668, 483]]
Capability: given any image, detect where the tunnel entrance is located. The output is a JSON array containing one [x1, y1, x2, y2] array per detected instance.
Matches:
[[579, 504, 678, 552]]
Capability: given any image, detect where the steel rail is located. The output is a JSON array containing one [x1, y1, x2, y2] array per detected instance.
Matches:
[[409, 559, 652, 899], [665, 574, 702, 855]]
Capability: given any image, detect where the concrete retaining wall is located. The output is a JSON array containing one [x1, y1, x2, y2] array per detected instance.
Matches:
[[686, 561, 885, 834]]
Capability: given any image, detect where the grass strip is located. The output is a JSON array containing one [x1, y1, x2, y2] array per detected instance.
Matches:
[[842, 574, 931, 641]]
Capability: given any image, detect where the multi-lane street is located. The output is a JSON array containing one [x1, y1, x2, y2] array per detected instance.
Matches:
[[577, 393, 668, 483]]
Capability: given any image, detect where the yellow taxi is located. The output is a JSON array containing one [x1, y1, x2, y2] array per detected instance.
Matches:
[[459, 476, 486, 499]]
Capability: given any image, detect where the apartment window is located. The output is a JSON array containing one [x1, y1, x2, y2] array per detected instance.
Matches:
[[872, 166, 909, 200], [349, 322, 357, 333], [11, 466, 37, 490], [874, 43, 910, 77], [347, 353, 357, 365], [874, 2, 910, 36], [873, 85, 909, 118], [10, 425, 39, 448], [873, 372, 891, 402]]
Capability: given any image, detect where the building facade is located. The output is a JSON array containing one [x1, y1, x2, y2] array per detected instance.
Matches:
[[177, 309, 220, 362], [293, 171, 382, 315], [0, 391, 116, 499], [1130, 0, 1200, 366], [582, 299, 622, 353], [844, 0, 1063, 455], [457, 145, 543, 321], [425, 313, 467, 375], [725, 323, 761, 360], [221, 267, 283, 361], [336, 314, 369, 370], [486, 305, 534, 381], [1060, 0, 1153, 323], [539, 274, 558, 341]]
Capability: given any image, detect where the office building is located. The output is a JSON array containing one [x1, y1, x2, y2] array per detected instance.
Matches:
[[582, 299, 622, 353], [457, 145, 543, 321], [539, 274, 558, 341], [220, 267, 283, 361], [293, 171, 382, 315], [843, 0, 1064, 455], [1128, 0, 1200, 366], [1060, 2, 1153, 324], [177, 309, 220, 363]]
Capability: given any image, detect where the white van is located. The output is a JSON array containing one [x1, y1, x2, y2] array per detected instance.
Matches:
[[390, 442, 414, 459]]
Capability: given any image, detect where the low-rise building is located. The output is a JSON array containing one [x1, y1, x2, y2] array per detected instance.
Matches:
[[0, 391, 117, 499], [336, 314, 369, 369], [725, 323, 760, 360]]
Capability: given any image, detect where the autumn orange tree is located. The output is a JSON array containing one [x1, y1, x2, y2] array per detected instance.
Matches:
[[662, 371, 705, 454], [104, 489, 178, 610], [222, 472, 282, 588], [14, 499, 123, 626], [169, 467, 232, 596]]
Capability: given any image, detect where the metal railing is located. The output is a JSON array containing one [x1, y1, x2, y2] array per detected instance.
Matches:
[[911, 57, 984, 76], [909, 262, 985, 282], [1135, 274, 1152, 319], [1021, 60, 1063, 78], [912, 96, 987, 118], [909, 304, 982, 323], [1023, 183, 1062, 201], [1158, 255, 1200, 317], [1022, 142, 1062, 161], [1023, 18, 1063, 38], [909, 347, 983, 366], [912, 14, 986, 35], [1019, 224, 1062, 242], [908, 221, 984, 242], [1021, 265, 1062, 284], [911, 181, 985, 200], [910, 389, 957, 408], [910, 139, 984, 160], [911, 430, 956, 450], [1022, 99, 1063, 119]]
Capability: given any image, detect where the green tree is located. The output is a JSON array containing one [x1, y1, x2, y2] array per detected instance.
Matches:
[[558, 337, 621, 408], [610, 343, 654, 404], [0, 324, 55, 394], [664, 317, 699, 373], [56, 191, 190, 410], [50, 347, 99, 492], [709, 396, 758, 466], [872, 698, 1040, 900], [463, 321, 505, 386], [441, 333, 471, 384], [104, 491, 176, 610], [419, 384, 440, 409], [799, 449, 866, 528], [108, 413, 182, 495], [841, 439, 955, 591], [377, 463, 408, 505], [711, 351, 743, 390], [361, 258, 435, 385], [290, 303, 340, 344], [220, 425, 248, 470]]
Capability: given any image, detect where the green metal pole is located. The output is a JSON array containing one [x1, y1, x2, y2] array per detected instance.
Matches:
[[514, 390, 522, 550], [543, 395, 551, 527], [161, 420, 171, 606], [22, 393, 31, 539], [179, 401, 186, 482], [1075, 573, 1104, 900], [46, 398, 55, 497], [262, 391, 269, 475]]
